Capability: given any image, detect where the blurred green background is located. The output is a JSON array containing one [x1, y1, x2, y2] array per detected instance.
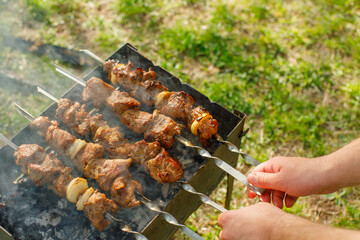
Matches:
[[0, 0, 359, 239]]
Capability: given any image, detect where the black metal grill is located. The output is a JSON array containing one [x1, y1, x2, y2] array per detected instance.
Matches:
[[0, 43, 246, 240]]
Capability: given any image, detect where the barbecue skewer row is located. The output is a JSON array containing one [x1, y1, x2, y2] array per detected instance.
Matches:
[[55, 66, 265, 195], [14, 103, 142, 209], [14, 104, 204, 240], [37, 86, 183, 184], [0, 134, 147, 239], [81, 50, 261, 167], [37, 87, 227, 213]]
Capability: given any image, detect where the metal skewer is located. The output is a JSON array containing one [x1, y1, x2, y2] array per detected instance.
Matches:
[[179, 182, 227, 213], [135, 192, 204, 240], [80, 49, 263, 167], [53, 65, 265, 195]]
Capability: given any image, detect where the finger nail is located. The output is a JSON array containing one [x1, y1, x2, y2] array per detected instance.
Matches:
[[248, 173, 257, 184]]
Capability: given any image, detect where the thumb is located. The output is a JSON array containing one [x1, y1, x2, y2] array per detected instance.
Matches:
[[247, 172, 280, 189]]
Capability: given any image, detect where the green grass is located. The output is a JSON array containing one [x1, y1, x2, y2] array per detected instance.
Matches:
[[1, 0, 360, 238]]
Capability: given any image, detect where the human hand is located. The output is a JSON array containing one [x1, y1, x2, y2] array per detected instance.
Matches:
[[247, 156, 336, 208], [218, 202, 304, 240]]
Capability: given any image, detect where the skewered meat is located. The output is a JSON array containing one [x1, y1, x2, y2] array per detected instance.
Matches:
[[120, 109, 153, 134], [145, 148, 183, 183], [111, 176, 142, 208], [106, 90, 141, 115], [143, 110, 183, 149], [103, 60, 219, 146], [157, 91, 195, 122], [30, 116, 142, 208], [54, 98, 183, 183], [13, 144, 118, 230], [84, 190, 118, 231], [82, 77, 115, 109]]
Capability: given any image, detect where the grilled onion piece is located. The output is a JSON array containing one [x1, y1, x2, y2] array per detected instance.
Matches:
[[191, 113, 213, 136], [66, 177, 89, 203], [76, 187, 95, 211], [154, 91, 171, 109], [110, 63, 125, 84]]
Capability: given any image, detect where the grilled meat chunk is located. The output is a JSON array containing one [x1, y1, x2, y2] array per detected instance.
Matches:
[[144, 110, 183, 149], [133, 80, 168, 106], [82, 77, 115, 108], [14, 144, 46, 174], [84, 190, 118, 231], [75, 142, 104, 171], [45, 125, 76, 157], [111, 177, 142, 208], [93, 127, 132, 159], [121, 109, 153, 134], [145, 148, 183, 183], [106, 91, 141, 115], [159, 91, 195, 122], [188, 106, 219, 147], [30, 116, 58, 137], [130, 140, 161, 165], [27, 152, 68, 187], [48, 167, 73, 198], [55, 98, 92, 136]]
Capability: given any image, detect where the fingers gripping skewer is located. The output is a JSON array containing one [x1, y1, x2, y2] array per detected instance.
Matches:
[[135, 192, 204, 240], [175, 135, 265, 195], [53, 65, 265, 195]]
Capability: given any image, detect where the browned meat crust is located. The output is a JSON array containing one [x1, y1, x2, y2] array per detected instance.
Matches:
[[30, 116, 59, 137], [130, 140, 161, 166], [111, 177, 142, 208], [84, 190, 118, 231], [159, 91, 195, 122], [188, 106, 219, 147], [145, 148, 183, 183], [13, 144, 46, 174], [82, 77, 115, 108], [106, 91, 141, 115], [133, 80, 168, 106], [144, 110, 184, 149], [45, 125, 76, 156], [75, 142, 104, 171], [120, 109, 153, 134]]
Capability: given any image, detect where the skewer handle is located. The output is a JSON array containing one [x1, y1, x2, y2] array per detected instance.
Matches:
[[54, 64, 86, 87], [80, 49, 105, 64], [0, 133, 18, 150], [37, 87, 59, 103]]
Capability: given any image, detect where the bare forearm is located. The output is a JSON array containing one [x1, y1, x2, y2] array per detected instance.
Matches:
[[320, 138, 360, 190], [274, 214, 360, 240]]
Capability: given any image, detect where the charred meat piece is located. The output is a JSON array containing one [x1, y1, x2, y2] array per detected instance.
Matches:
[[88, 114, 108, 137], [103, 59, 118, 79], [159, 91, 195, 122], [30, 116, 58, 137], [133, 79, 168, 106], [75, 142, 104, 172], [48, 167, 73, 198], [82, 77, 115, 108], [84, 190, 118, 231], [45, 125, 76, 157], [55, 98, 92, 136], [84, 158, 132, 191], [121, 109, 153, 134], [144, 110, 184, 149], [145, 148, 183, 183], [93, 127, 132, 159], [106, 90, 141, 115], [27, 152, 68, 187], [188, 106, 219, 147], [111, 177, 142, 208], [13, 144, 46, 174], [130, 140, 162, 166]]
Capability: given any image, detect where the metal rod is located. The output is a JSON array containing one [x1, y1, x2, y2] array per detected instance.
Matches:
[[179, 182, 227, 213], [54, 64, 86, 87], [13, 103, 35, 122], [80, 49, 105, 64], [135, 192, 203, 240], [0, 133, 18, 150], [37, 87, 59, 103], [105, 213, 148, 240], [175, 135, 265, 195], [215, 134, 261, 167]]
